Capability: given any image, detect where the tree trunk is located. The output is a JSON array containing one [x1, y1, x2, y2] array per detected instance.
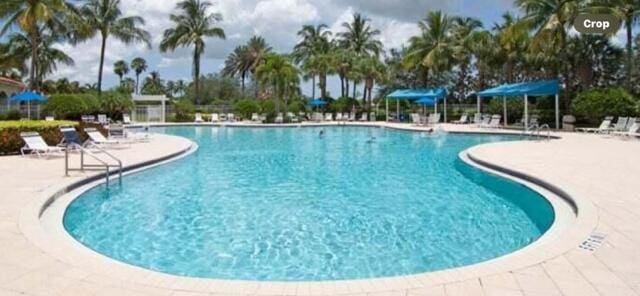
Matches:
[[319, 74, 327, 99], [97, 32, 107, 94], [340, 75, 345, 98], [241, 71, 246, 95], [352, 81, 357, 99], [625, 18, 633, 89], [367, 80, 373, 121], [135, 74, 140, 95], [345, 77, 349, 99], [311, 75, 316, 99], [29, 28, 38, 91], [194, 47, 201, 105]]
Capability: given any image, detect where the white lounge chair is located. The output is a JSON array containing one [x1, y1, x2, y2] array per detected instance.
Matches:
[[20, 132, 64, 157], [348, 113, 356, 121], [478, 115, 490, 127], [484, 115, 501, 128], [45, 116, 55, 122], [275, 113, 284, 123], [123, 114, 132, 124], [324, 113, 333, 121], [577, 116, 613, 133], [287, 112, 298, 123], [335, 113, 343, 121], [251, 113, 260, 122], [411, 113, 421, 125], [626, 117, 637, 130], [194, 113, 204, 123], [612, 120, 640, 138], [97, 114, 109, 125], [473, 113, 482, 126], [227, 113, 235, 122], [210, 113, 220, 122], [614, 117, 628, 132], [429, 113, 441, 125], [84, 128, 130, 148], [358, 113, 367, 122], [453, 114, 468, 124]]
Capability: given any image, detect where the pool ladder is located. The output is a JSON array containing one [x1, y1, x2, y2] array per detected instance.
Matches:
[[64, 144, 123, 188], [523, 123, 551, 141]]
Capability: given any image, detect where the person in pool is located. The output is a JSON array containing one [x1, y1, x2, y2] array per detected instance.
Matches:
[[319, 130, 324, 138], [366, 136, 376, 144]]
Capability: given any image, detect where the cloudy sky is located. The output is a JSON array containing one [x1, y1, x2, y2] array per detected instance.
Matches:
[[49, 0, 523, 97]]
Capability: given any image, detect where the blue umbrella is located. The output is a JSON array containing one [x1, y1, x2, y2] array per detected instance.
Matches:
[[10, 91, 48, 119], [309, 99, 327, 107]]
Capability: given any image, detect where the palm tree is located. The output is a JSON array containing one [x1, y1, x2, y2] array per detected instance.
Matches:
[[223, 45, 250, 93], [470, 30, 499, 90], [293, 24, 331, 99], [496, 13, 530, 82], [255, 54, 299, 113], [1, 28, 74, 86], [175, 79, 186, 96], [452, 17, 482, 100], [141, 71, 165, 95], [404, 11, 455, 86], [591, 0, 640, 87], [338, 13, 383, 57], [130, 57, 147, 95], [166, 80, 176, 97], [0, 0, 77, 90], [160, 0, 226, 104], [80, 0, 150, 93], [120, 77, 135, 94], [244, 36, 272, 92], [357, 56, 385, 120], [113, 60, 129, 84]]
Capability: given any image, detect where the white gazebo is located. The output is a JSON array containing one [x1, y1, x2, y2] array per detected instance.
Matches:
[[132, 95, 168, 123]]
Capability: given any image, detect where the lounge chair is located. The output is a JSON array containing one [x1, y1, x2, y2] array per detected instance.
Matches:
[[411, 113, 421, 125], [251, 113, 260, 122], [453, 114, 468, 124], [84, 128, 130, 148], [358, 113, 368, 122], [478, 115, 490, 127], [335, 113, 343, 121], [473, 113, 482, 126], [429, 113, 441, 125], [576, 116, 614, 133], [210, 113, 220, 122], [194, 113, 204, 123], [123, 114, 132, 124], [20, 132, 64, 157], [275, 113, 284, 123], [109, 124, 150, 142], [612, 120, 640, 138], [347, 113, 356, 121], [97, 114, 109, 125], [287, 112, 299, 123], [227, 113, 235, 122], [626, 117, 637, 130], [483, 115, 501, 128], [45, 116, 55, 121], [324, 113, 333, 121], [81, 115, 95, 123], [59, 127, 84, 148], [613, 117, 628, 132]]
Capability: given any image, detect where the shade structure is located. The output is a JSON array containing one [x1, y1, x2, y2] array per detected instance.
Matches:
[[415, 97, 435, 105], [308, 99, 327, 107], [10, 91, 48, 119], [477, 80, 561, 130], [385, 88, 447, 122]]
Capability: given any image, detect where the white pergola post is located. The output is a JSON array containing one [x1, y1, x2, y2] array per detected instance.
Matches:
[[555, 93, 560, 129], [385, 99, 389, 122], [443, 97, 447, 123], [477, 96, 481, 115], [161, 100, 166, 123], [503, 96, 507, 127], [435, 101, 438, 116], [524, 94, 529, 131], [396, 100, 399, 121]]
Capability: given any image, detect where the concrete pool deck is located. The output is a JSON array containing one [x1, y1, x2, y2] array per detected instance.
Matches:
[[0, 122, 639, 295]]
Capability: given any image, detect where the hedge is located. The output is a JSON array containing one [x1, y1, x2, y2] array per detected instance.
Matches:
[[572, 87, 639, 124], [0, 120, 105, 155]]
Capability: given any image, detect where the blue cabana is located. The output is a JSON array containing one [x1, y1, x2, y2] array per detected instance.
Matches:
[[477, 80, 561, 129], [10, 91, 48, 119], [385, 88, 447, 122]]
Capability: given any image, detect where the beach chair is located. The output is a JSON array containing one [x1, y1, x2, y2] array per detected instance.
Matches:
[[484, 115, 501, 128], [324, 113, 333, 121], [251, 113, 260, 122], [348, 113, 356, 121], [84, 128, 130, 148], [411, 113, 421, 125], [335, 113, 343, 121], [81, 115, 95, 123], [123, 114, 132, 124], [45, 116, 55, 121], [227, 113, 235, 122], [287, 112, 299, 123], [275, 113, 284, 123], [210, 113, 220, 122], [358, 113, 368, 122], [194, 113, 204, 123], [626, 117, 637, 130], [97, 114, 109, 125], [59, 127, 83, 148], [576, 116, 613, 133], [429, 113, 441, 125], [473, 113, 482, 125], [453, 114, 468, 124], [612, 119, 640, 138], [20, 132, 64, 157], [478, 115, 490, 127]]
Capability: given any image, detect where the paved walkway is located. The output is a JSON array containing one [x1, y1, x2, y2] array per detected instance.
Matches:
[[0, 123, 638, 295]]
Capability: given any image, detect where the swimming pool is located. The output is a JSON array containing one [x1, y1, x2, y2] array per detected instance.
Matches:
[[63, 126, 554, 281]]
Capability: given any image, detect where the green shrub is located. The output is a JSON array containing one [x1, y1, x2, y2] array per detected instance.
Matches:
[[0, 120, 78, 154], [99, 92, 134, 120], [3, 110, 22, 121], [233, 99, 260, 118], [287, 100, 306, 113], [485, 97, 524, 124], [260, 100, 277, 122], [173, 99, 195, 122], [44, 94, 99, 120], [572, 87, 638, 124]]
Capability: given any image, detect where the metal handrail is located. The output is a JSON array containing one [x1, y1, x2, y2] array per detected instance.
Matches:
[[65, 144, 123, 187], [535, 124, 551, 141]]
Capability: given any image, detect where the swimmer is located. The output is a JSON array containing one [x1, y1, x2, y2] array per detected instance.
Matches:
[[319, 130, 324, 138], [366, 136, 376, 144]]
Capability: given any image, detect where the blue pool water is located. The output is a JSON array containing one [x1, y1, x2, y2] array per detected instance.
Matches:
[[63, 126, 554, 281]]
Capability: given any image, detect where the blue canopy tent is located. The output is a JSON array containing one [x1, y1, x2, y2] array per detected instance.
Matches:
[[477, 80, 561, 130], [308, 98, 327, 107], [9, 91, 48, 119], [385, 88, 447, 122]]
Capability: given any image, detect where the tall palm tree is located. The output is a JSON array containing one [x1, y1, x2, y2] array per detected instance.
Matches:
[[338, 13, 383, 57], [113, 60, 129, 84], [496, 13, 530, 82], [130, 57, 147, 95], [0, 0, 77, 90], [591, 0, 640, 87], [255, 53, 299, 113], [404, 11, 455, 86], [452, 17, 482, 100], [141, 71, 164, 95], [357, 56, 385, 120], [160, 0, 226, 104], [223, 45, 250, 93], [80, 0, 150, 93], [293, 24, 331, 98], [166, 80, 176, 97], [470, 30, 500, 90], [175, 79, 186, 96]]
